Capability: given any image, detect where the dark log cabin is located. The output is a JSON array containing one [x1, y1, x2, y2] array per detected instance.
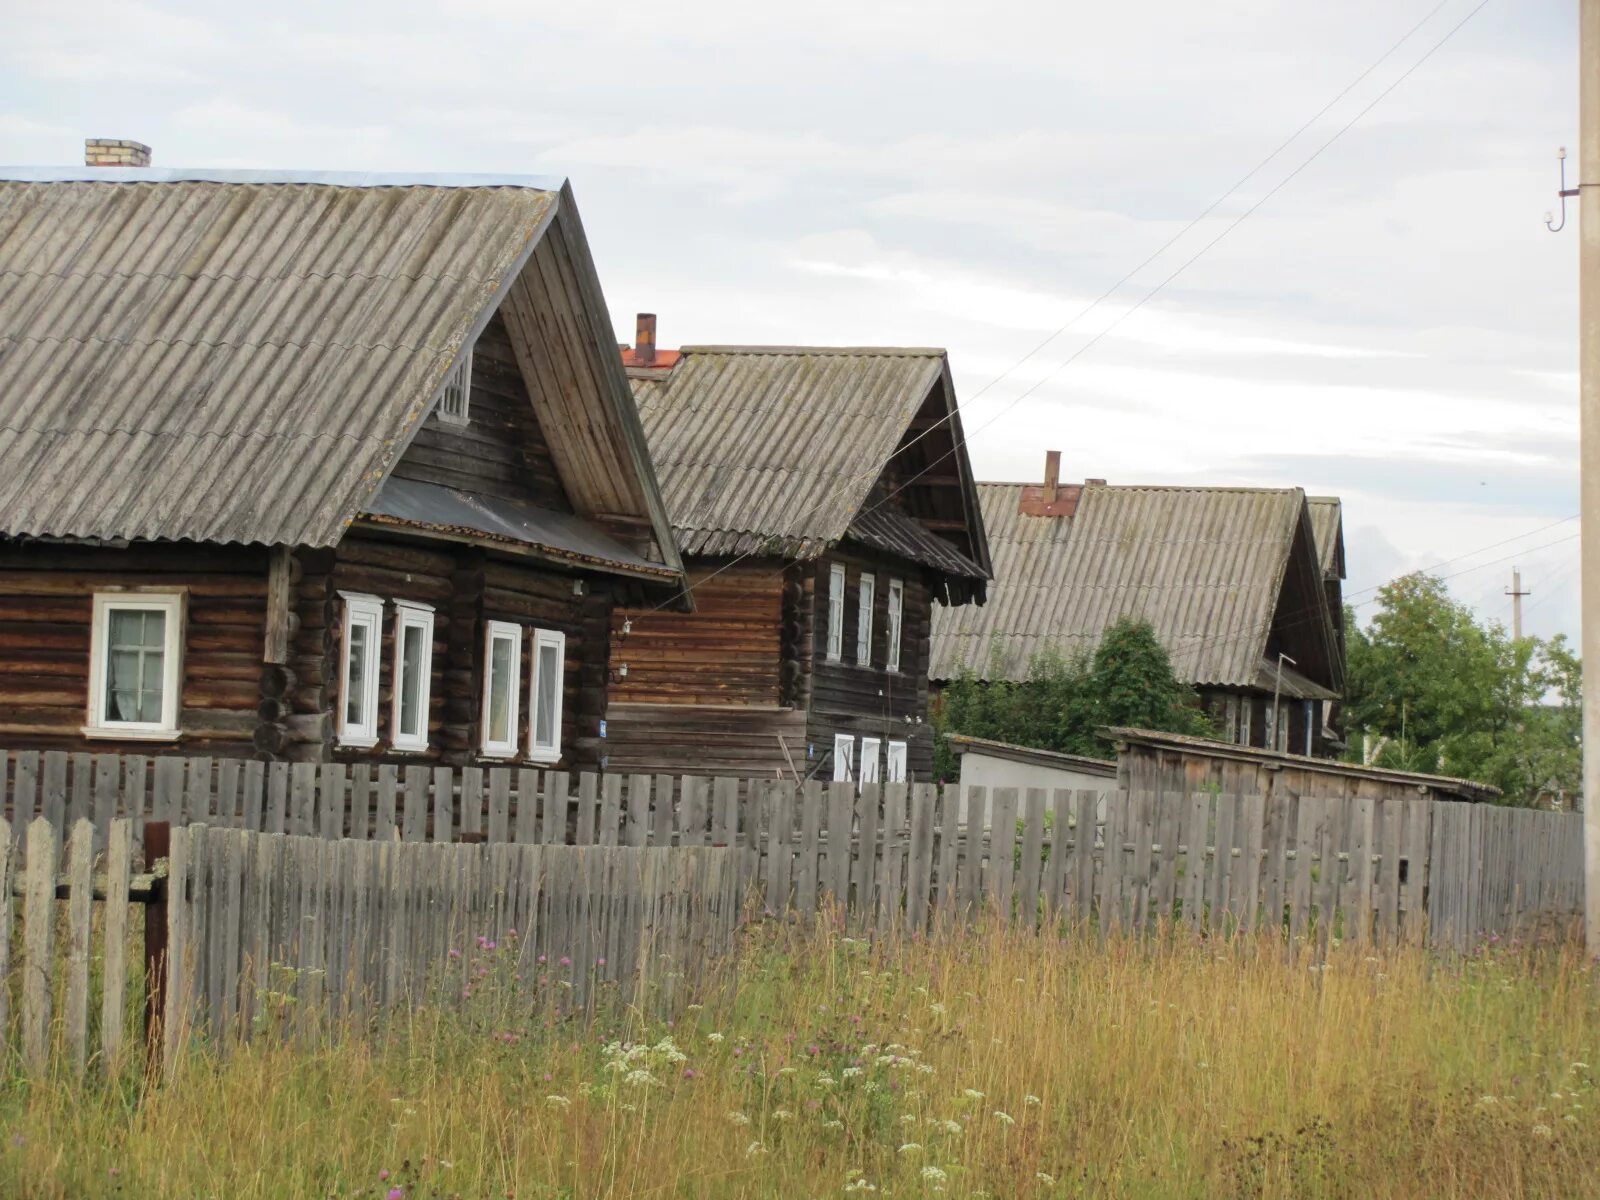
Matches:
[[930, 454, 1346, 757], [605, 324, 992, 783], [0, 149, 686, 769]]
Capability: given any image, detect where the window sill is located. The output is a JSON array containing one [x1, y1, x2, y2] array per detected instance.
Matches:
[[480, 747, 520, 760], [82, 725, 180, 743], [389, 744, 430, 755], [526, 749, 562, 765], [338, 735, 380, 749]]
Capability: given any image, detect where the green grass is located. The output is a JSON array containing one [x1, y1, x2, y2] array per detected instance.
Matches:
[[4, 919, 1600, 1198]]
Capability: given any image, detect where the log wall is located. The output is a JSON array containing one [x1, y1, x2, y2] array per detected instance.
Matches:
[[0, 540, 269, 759]]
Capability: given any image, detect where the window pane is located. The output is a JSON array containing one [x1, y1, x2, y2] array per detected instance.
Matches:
[[399, 624, 426, 736], [345, 621, 369, 727], [535, 642, 560, 748], [488, 636, 513, 744], [105, 609, 166, 723]]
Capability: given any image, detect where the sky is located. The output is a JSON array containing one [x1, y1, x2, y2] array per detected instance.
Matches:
[[0, 0, 1584, 642]]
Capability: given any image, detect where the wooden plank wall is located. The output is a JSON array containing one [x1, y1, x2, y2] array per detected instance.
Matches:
[[0, 750, 1583, 953]]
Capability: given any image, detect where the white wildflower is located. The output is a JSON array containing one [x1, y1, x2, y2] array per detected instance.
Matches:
[[1533, 1123, 1555, 1139], [815, 1074, 837, 1087], [929, 1002, 946, 1016], [916, 1063, 935, 1075], [1478, 1095, 1497, 1105], [898, 1142, 923, 1154], [1037, 1172, 1056, 1185], [1024, 1094, 1042, 1106], [993, 1110, 1015, 1126], [773, 1108, 794, 1122], [624, 1069, 656, 1088], [823, 1119, 845, 1131], [727, 1111, 751, 1126], [900, 1114, 918, 1125], [706, 1032, 725, 1044], [938, 1118, 962, 1134], [745, 1140, 766, 1157], [843, 1180, 877, 1193], [544, 1094, 572, 1109], [921, 1165, 949, 1183], [1574, 1062, 1591, 1071], [777, 1066, 798, 1077], [962, 1088, 985, 1101], [841, 1067, 864, 1079]]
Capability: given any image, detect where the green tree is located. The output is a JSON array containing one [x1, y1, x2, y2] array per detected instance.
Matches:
[[933, 618, 1212, 780], [1342, 574, 1581, 806]]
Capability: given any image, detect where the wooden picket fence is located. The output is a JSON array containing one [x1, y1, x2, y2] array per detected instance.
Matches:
[[0, 751, 1585, 955], [0, 815, 748, 1078]]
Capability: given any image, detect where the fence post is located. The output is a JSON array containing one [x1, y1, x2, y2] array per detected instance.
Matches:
[[144, 820, 172, 1072]]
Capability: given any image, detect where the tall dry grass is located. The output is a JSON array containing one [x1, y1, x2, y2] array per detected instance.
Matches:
[[4, 918, 1600, 1198]]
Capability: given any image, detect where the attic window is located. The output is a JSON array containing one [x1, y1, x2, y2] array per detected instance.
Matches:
[[437, 347, 473, 426]]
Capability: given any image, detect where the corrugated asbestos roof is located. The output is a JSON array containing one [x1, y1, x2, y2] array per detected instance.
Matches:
[[1307, 496, 1344, 580], [845, 505, 986, 580], [629, 347, 948, 559], [930, 483, 1311, 686], [0, 169, 558, 546]]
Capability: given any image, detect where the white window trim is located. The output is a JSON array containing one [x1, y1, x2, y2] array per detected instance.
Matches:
[[856, 572, 875, 666], [527, 627, 566, 764], [437, 346, 473, 426], [85, 591, 185, 740], [886, 740, 908, 783], [336, 592, 383, 748], [826, 563, 845, 662], [390, 600, 435, 753], [886, 578, 904, 672], [832, 734, 855, 783], [481, 620, 522, 758], [859, 736, 882, 784]]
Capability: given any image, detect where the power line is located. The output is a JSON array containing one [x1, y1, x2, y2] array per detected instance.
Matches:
[[630, 0, 1494, 620]]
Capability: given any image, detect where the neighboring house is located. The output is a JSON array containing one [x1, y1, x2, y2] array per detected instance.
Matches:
[[605, 318, 992, 783], [1105, 727, 1499, 805], [930, 452, 1345, 757], [0, 142, 686, 770]]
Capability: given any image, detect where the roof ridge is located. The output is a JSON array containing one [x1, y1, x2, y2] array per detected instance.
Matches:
[[976, 480, 1304, 495], [678, 345, 946, 357], [0, 166, 567, 189]]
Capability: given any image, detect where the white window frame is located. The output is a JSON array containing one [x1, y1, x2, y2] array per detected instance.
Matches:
[[1240, 698, 1253, 747], [859, 736, 882, 784], [337, 592, 383, 748], [390, 600, 435, 752], [527, 627, 566, 764], [886, 578, 904, 672], [481, 620, 522, 758], [886, 740, 908, 783], [85, 591, 185, 739], [856, 572, 875, 666], [437, 346, 473, 425], [826, 563, 845, 662], [832, 734, 855, 783]]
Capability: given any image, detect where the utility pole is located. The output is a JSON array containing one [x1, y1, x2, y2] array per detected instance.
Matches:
[[1507, 567, 1530, 640], [1580, 0, 1600, 953]]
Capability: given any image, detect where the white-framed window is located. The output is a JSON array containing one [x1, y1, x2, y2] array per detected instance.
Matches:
[[338, 592, 383, 747], [856, 572, 875, 665], [86, 591, 184, 738], [826, 563, 845, 661], [528, 627, 566, 763], [390, 600, 435, 752], [481, 620, 522, 757], [832, 733, 855, 782], [886, 740, 908, 783], [859, 736, 882, 784], [1240, 698, 1253, 747], [886, 578, 904, 672], [437, 346, 473, 425]]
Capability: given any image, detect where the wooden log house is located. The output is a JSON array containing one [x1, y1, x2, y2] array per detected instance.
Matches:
[[929, 453, 1346, 757], [604, 321, 992, 783], [0, 146, 687, 769]]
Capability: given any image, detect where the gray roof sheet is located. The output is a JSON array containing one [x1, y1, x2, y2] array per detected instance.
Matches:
[[0, 170, 558, 546], [629, 347, 948, 559], [845, 504, 986, 580], [1307, 496, 1344, 580], [362, 476, 676, 578], [930, 482, 1311, 686]]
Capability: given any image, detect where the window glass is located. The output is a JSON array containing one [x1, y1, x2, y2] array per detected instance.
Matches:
[[535, 639, 560, 749], [399, 623, 426, 735], [488, 635, 514, 744], [886, 579, 904, 672], [106, 609, 166, 723], [856, 573, 875, 665], [345, 619, 370, 728], [887, 740, 908, 783], [827, 563, 845, 661], [832, 734, 855, 782], [860, 737, 882, 783]]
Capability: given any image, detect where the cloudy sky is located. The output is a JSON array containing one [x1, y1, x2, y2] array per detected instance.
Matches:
[[0, 0, 1583, 640]]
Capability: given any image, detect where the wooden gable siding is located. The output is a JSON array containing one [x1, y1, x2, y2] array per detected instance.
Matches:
[[805, 548, 936, 782], [610, 563, 787, 706], [283, 534, 611, 770], [390, 311, 572, 513], [602, 702, 809, 779], [0, 541, 269, 759]]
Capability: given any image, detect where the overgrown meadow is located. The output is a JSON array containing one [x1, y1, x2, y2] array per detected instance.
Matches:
[[4, 918, 1600, 1198]]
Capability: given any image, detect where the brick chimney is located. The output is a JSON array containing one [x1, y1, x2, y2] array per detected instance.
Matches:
[[634, 313, 657, 366], [1018, 449, 1084, 518], [85, 138, 151, 167]]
